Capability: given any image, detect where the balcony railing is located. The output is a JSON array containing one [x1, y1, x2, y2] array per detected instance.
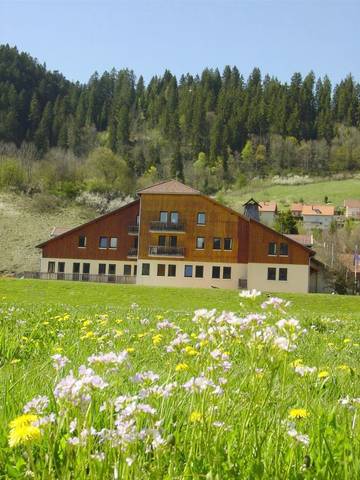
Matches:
[[128, 225, 139, 234], [149, 221, 185, 232], [127, 248, 138, 258], [21, 272, 136, 284], [148, 246, 185, 257]]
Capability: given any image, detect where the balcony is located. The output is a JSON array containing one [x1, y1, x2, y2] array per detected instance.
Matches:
[[149, 221, 185, 233], [127, 248, 138, 258], [128, 225, 139, 235], [148, 246, 185, 257], [21, 272, 137, 284]]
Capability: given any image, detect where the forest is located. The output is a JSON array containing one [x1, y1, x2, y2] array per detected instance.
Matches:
[[1, 44, 360, 199]]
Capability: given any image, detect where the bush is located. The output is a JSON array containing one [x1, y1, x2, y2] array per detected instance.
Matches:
[[31, 193, 62, 213], [0, 158, 26, 191]]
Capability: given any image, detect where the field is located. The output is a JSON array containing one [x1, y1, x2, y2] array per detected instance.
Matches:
[[1, 279, 360, 478], [223, 176, 360, 212]]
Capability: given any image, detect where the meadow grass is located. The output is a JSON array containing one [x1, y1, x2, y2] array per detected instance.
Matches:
[[1, 279, 360, 478]]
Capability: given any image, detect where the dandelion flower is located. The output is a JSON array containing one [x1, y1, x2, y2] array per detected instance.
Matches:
[[8, 414, 41, 447], [189, 411, 202, 423], [9, 414, 38, 430], [289, 408, 309, 419], [317, 370, 329, 379], [152, 334, 162, 345], [175, 363, 189, 372], [337, 364, 351, 373]]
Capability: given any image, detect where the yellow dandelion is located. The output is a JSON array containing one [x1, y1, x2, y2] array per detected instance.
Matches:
[[152, 334, 163, 346], [114, 330, 124, 338], [189, 411, 202, 423], [184, 346, 199, 357], [82, 320, 92, 327], [190, 333, 197, 339], [9, 414, 38, 430], [116, 319, 123, 324], [290, 358, 303, 368], [137, 333, 146, 339], [126, 347, 135, 353], [343, 338, 351, 344], [10, 359, 21, 365], [175, 363, 189, 372], [199, 340, 208, 348], [337, 364, 351, 373], [52, 346, 63, 353], [318, 370, 329, 379], [289, 408, 309, 419], [9, 424, 41, 447], [80, 331, 95, 340], [156, 315, 163, 321]]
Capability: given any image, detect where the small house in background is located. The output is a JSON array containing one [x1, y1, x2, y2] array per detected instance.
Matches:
[[243, 198, 260, 221], [290, 204, 335, 230], [259, 201, 277, 227], [344, 199, 360, 219]]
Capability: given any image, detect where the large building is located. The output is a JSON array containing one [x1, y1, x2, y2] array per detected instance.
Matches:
[[36, 180, 317, 293]]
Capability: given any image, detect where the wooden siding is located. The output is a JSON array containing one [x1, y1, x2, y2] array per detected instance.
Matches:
[[42, 201, 139, 261], [138, 194, 249, 263], [248, 220, 310, 265]]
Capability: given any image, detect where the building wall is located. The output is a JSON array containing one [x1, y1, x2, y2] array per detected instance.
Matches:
[[40, 257, 137, 276], [41, 201, 140, 260], [138, 194, 249, 263], [247, 263, 309, 293], [303, 215, 333, 229], [136, 259, 247, 289], [346, 207, 360, 218], [259, 211, 275, 227]]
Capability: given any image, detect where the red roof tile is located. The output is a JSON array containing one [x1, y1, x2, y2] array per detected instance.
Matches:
[[137, 179, 199, 195]]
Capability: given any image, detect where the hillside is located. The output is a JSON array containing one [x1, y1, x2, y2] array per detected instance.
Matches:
[[0, 194, 95, 273], [223, 175, 360, 211]]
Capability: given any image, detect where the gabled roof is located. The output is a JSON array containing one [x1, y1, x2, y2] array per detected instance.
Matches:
[[259, 201, 277, 213], [291, 203, 303, 212], [50, 227, 71, 237], [137, 179, 199, 195], [344, 199, 360, 208], [285, 234, 313, 247], [302, 204, 335, 216], [243, 198, 261, 207]]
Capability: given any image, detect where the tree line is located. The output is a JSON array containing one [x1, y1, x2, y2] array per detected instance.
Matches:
[[1, 44, 360, 197]]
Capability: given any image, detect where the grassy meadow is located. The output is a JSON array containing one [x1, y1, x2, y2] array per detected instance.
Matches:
[[1, 278, 360, 478]]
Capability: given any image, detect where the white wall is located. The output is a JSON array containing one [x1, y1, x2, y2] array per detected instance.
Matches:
[[40, 258, 137, 276], [247, 263, 309, 293]]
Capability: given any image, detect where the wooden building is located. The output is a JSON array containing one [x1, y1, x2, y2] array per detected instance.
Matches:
[[37, 180, 315, 293]]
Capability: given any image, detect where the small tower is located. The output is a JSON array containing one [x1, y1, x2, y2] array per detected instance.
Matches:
[[243, 198, 260, 221]]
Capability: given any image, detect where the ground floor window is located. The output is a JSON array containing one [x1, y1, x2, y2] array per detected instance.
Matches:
[[279, 268, 288, 281], [157, 264, 166, 276], [109, 264, 116, 275], [212, 266, 221, 279], [48, 261, 55, 273], [195, 265, 204, 278], [267, 267, 276, 280], [184, 265, 193, 277], [223, 266, 231, 279], [124, 264, 132, 276], [83, 263, 90, 274], [98, 264, 106, 275], [168, 264, 176, 277], [73, 263, 80, 274], [142, 263, 150, 276], [58, 262, 65, 273]]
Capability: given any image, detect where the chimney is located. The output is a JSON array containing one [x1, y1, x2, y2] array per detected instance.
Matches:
[[243, 198, 260, 221]]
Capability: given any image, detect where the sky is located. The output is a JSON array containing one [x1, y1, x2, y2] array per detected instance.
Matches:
[[1, 0, 359, 85]]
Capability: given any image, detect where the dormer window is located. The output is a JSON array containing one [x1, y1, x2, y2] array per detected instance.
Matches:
[[279, 243, 288, 256], [78, 235, 87, 248], [268, 242, 277, 256]]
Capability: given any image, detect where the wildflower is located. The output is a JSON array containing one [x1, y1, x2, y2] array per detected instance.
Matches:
[[23, 396, 49, 414], [51, 354, 69, 371], [152, 334, 162, 345], [337, 364, 351, 373], [132, 371, 160, 384], [184, 345, 199, 356], [294, 365, 317, 376], [126, 457, 134, 466], [289, 408, 309, 420], [317, 370, 329, 379], [189, 411, 202, 423], [126, 347, 135, 353], [287, 428, 310, 446], [8, 414, 41, 447], [87, 351, 128, 366], [239, 289, 261, 299], [175, 363, 189, 372]]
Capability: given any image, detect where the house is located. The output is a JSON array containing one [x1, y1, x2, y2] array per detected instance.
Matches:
[[35, 179, 316, 293], [259, 201, 277, 227], [290, 203, 335, 230], [344, 199, 360, 219]]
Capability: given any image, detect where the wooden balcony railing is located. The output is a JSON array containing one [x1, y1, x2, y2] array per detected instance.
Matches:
[[21, 272, 137, 284], [148, 246, 185, 257], [128, 225, 139, 234], [149, 221, 185, 232], [127, 248, 138, 257]]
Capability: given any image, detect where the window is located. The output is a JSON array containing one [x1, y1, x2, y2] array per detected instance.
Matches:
[[110, 237, 118, 249], [134, 265, 137, 276], [170, 211, 179, 224], [170, 236, 177, 247], [195, 265, 204, 278], [78, 235, 87, 248], [134, 236, 138, 248], [109, 264, 116, 275], [99, 236, 108, 249], [157, 264, 166, 276], [48, 261, 55, 273], [136, 214, 140, 225], [279, 268, 288, 281], [196, 237, 205, 249], [213, 238, 221, 250], [82, 263, 90, 274], [197, 212, 206, 225], [73, 263, 80, 274], [98, 264, 106, 275], [224, 238, 232, 250], [160, 211, 168, 223], [168, 264, 176, 277], [184, 265, 193, 277], [223, 267, 232, 279], [268, 242, 277, 256], [158, 235, 166, 246], [142, 263, 150, 276], [267, 267, 276, 280], [212, 266, 221, 279], [58, 262, 65, 273], [279, 243, 288, 256], [124, 264, 132, 276]]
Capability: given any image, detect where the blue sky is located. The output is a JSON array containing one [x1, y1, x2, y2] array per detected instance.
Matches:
[[1, 0, 359, 85]]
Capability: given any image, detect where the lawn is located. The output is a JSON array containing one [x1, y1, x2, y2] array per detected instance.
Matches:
[[224, 177, 360, 211], [1, 278, 360, 478]]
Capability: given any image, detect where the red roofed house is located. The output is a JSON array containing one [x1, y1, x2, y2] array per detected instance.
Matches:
[[291, 204, 335, 230], [35, 180, 318, 293], [259, 201, 277, 227], [344, 200, 360, 219]]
